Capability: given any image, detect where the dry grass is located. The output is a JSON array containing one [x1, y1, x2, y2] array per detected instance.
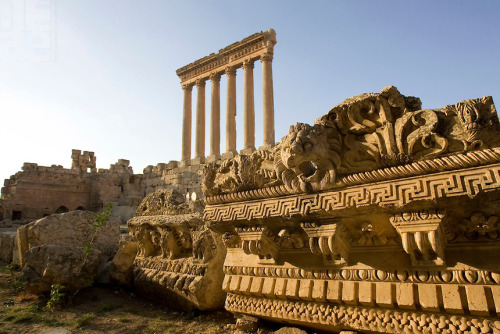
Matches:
[[0, 262, 249, 334]]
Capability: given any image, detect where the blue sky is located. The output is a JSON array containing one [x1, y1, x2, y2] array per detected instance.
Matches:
[[0, 0, 499, 182]]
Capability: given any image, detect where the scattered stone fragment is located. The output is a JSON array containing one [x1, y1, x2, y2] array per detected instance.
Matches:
[[22, 245, 101, 293], [0, 231, 16, 262]]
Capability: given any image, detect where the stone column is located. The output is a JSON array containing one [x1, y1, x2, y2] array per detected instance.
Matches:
[[223, 66, 237, 159], [181, 83, 193, 164], [207, 73, 221, 162], [261, 52, 275, 148], [193, 79, 206, 164], [241, 59, 255, 155]]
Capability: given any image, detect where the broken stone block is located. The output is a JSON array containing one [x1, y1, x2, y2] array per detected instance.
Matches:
[[22, 245, 101, 294], [129, 188, 225, 311]]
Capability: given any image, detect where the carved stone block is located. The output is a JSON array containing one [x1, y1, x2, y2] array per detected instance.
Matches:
[[390, 210, 446, 266], [202, 87, 500, 333]]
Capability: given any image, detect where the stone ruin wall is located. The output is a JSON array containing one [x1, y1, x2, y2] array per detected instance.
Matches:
[[142, 161, 203, 201], [0, 149, 204, 222]]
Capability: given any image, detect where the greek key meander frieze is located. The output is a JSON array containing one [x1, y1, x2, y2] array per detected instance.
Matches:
[[204, 163, 500, 222], [225, 294, 499, 334], [204, 148, 500, 205]]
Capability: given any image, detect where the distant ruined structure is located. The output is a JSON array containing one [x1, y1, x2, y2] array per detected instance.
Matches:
[[0, 150, 141, 222], [0, 148, 212, 222], [176, 29, 277, 164]]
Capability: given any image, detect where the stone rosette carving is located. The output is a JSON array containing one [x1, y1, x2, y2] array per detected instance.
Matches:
[[203, 87, 500, 333]]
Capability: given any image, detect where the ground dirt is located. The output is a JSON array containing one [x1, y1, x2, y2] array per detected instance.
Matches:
[[0, 262, 288, 334]]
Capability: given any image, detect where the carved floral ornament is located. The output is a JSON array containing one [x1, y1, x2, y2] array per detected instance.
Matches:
[[209, 72, 221, 82], [203, 86, 500, 198]]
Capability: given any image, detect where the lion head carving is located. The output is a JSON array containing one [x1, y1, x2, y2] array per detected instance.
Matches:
[[274, 123, 342, 193]]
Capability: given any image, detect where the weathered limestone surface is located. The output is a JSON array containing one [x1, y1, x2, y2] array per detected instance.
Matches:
[[17, 211, 119, 266], [23, 245, 102, 294], [0, 231, 16, 262], [203, 86, 500, 333], [0, 151, 143, 222], [17, 210, 120, 293], [109, 236, 138, 287], [129, 189, 226, 311]]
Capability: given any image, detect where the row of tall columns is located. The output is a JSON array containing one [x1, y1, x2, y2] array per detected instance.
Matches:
[[181, 53, 274, 165]]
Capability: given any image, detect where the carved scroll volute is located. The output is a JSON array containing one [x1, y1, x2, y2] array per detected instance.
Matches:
[[301, 222, 350, 265], [390, 210, 446, 267], [395, 109, 448, 160], [236, 226, 281, 263]]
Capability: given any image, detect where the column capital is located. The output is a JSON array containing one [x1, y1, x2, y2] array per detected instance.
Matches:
[[260, 52, 273, 62], [242, 59, 255, 70], [195, 78, 206, 87], [182, 83, 193, 91], [225, 66, 237, 76], [209, 72, 221, 82]]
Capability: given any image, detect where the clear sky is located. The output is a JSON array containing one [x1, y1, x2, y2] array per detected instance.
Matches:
[[0, 0, 499, 183]]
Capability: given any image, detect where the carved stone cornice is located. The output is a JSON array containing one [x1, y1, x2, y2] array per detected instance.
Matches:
[[389, 210, 446, 266], [176, 29, 276, 85], [204, 162, 500, 222], [204, 148, 500, 205], [225, 294, 499, 334]]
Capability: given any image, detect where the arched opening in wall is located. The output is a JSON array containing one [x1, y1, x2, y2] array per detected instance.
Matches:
[[12, 211, 22, 220], [129, 175, 135, 184], [0, 206, 4, 220], [76, 206, 86, 211], [55, 206, 69, 214]]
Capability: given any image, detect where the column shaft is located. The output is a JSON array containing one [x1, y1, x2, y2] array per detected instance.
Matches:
[[194, 79, 206, 162], [209, 73, 221, 158], [225, 67, 237, 155], [242, 60, 255, 154], [181, 84, 193, 162], [261, 53, 275, 147]]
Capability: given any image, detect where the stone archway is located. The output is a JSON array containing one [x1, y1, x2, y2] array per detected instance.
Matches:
[[55, 206, 69, 214], [76, 206, 86, 211]]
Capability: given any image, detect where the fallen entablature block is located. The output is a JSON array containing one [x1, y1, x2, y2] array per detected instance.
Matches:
[[203, 86, 500, 333], [129, 189, 226, 311]]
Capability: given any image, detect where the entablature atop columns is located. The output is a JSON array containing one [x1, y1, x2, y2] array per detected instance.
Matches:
[[176, 29, 276, 85]]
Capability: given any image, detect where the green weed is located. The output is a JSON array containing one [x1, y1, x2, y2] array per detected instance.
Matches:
[[46, 284, 66, 310], [74, 313, 96, 328]]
